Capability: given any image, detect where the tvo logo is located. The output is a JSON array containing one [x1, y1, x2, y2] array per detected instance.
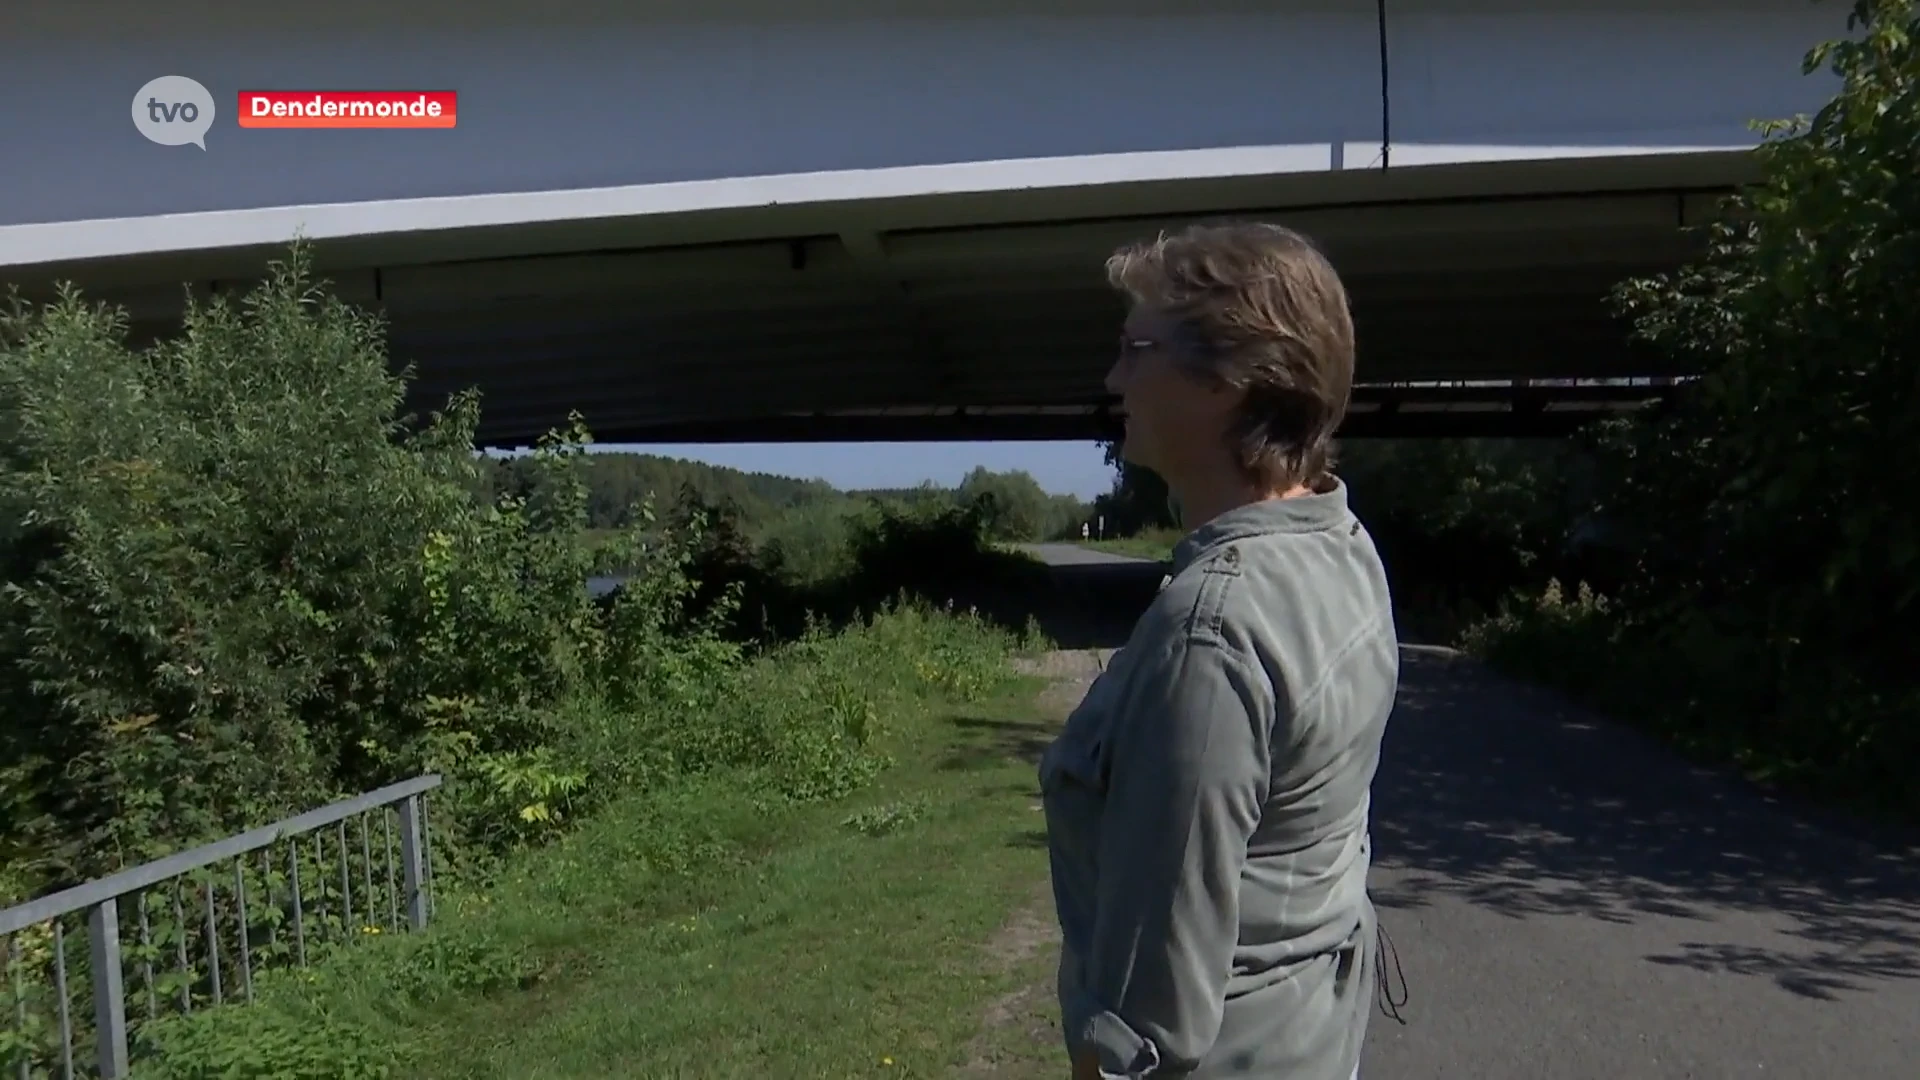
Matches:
[[132, 76, 216, 149]]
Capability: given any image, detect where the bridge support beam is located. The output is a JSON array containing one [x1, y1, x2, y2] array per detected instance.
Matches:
[[839, 230, 958, 394]]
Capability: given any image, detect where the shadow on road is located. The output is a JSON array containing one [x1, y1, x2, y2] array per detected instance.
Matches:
[[1372, 648, 1920, 1002], [1016, 557, 1165, 652]]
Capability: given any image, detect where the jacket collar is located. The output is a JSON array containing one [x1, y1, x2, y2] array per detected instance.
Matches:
[[1171, 477, 1351, 575]]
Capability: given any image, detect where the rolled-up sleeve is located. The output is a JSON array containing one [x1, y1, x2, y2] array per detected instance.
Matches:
[[1069, 635, 1272, 1077]]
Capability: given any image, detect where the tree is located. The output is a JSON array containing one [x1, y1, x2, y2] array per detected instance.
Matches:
[[1586, 0, 1920, 789], [0, 246, 723, 897], [1091, 439, 1177, 535], [956, 466, 1058, 541]]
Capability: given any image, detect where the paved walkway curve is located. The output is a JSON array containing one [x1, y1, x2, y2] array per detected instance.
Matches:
[[1365, 648, 1920, 1079], [1021, 545, 1920, 1078]]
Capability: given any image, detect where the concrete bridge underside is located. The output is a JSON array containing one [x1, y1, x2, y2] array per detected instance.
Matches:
[[0, 0, 1840, 443], [0, 152, 1737, 444]]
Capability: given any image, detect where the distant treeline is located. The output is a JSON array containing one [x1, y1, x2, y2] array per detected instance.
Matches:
[[477, 451, 1094, 546]]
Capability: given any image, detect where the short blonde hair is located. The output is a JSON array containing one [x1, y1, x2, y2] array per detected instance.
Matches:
[[1106, 222, 1355, 490]]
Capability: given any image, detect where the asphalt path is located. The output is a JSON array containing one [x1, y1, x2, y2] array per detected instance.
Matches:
[[1024, 544, 1920, 1079], [1020, 542, 1157, 567], [1364, 649, 1919, 1079]]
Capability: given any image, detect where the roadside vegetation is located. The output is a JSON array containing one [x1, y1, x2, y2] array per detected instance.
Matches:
[[1077, 528, 1182, 564], [0, 246, 1064, 1077], [1460, 0, 1918, 821], [133, 608, 1052, 1079]]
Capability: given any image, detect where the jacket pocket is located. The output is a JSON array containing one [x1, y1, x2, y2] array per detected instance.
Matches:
[[1039, 732, 1106, 794]]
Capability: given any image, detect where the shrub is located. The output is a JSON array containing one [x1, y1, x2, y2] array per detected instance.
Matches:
[[1456, 0, 1920, 818], [0, 244, 725, 900], [123, 602, 1023, 1079], [1458, 579, 1616, 698], [0, 238, 1047, 1078], [134, 1006, 398, 1080], [0, 255, 473, 887]]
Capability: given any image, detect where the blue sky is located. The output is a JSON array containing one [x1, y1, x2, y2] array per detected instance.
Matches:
[[618, 440, 1115, 499]]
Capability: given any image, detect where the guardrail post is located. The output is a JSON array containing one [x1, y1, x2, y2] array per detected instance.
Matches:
[[89, 899, 128, 1077], [0, 772, 444, 1074], [396, 795, 429, 931]]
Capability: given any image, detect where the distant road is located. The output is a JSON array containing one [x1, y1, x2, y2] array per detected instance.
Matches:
[[1012, 544, 1163, 652], [1018, 543, 1156, 568]]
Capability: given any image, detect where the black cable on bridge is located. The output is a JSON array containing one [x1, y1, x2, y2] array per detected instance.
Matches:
[[1376, 0, 1392, 168]]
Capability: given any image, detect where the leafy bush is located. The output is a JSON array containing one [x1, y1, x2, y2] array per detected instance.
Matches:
[[125, 602, 1022, 1079], [1091, 440, 1178, 536], [956, 465, 1087, 541], [0, 238, 1048, 1077], [1, 258, 466, 888], [135, 1006, 398, 1080], [1458, 580, 1618, 700], [0, 236, 1047, 882], [754, 499, 867, 589], [0, 245, 732, 901], [1460, 0, 1920, 817], [654, 483, 1057, 648]]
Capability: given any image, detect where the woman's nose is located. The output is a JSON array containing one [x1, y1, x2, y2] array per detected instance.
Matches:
[[1103, 357, 1126, 397]]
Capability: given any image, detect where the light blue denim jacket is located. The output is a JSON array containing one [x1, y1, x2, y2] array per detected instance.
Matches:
[[1041, 480, 1397, 1079]]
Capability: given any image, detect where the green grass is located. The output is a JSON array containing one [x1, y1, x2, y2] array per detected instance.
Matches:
[[408, 689, 1062, 1079], [1078, 528, 1183, 563], [135, 609, 1076, 1079]]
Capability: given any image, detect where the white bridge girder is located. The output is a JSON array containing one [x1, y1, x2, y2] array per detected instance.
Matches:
[[0, 0, 1847, 442]]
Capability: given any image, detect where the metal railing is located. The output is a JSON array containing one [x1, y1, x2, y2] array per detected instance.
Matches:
[[0, 774, 442, 1078]]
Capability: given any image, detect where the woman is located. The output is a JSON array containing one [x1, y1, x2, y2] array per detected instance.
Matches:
[[1042, 222, 1398, 1080]]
